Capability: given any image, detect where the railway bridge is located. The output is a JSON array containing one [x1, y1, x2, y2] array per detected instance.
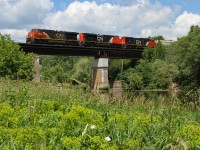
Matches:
[[18, 43, 145, 91]]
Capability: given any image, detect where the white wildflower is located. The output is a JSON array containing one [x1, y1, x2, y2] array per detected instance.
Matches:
[[90, 125, 97, 129], [82, 124, 88, 136], [105, 136, 111, 141]]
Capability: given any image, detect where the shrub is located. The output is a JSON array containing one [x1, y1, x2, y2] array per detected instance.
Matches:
[[0, 34, 34, 80]]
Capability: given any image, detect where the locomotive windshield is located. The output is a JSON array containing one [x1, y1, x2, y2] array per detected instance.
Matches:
[[31, 29, 38, 32]]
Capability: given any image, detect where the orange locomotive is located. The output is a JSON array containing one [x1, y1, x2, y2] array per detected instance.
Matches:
[[26, 28, 157, 48]]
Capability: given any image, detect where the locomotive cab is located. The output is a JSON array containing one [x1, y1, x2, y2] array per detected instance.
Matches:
[[26, 28, 49, 44]]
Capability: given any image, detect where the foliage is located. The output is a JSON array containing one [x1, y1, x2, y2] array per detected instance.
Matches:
[[118, 41, 179, 90], [167, 25, 200, 88], [108, 59, 134, 82], [41, 56, 92, 84], [180, 124, 200, 149], [118, 26, 200, 90], [40, 55, 136, 85], [153, 35, 164, 40], [41, 56, 79, 83], [0, 78, 199, 149], [142, 41, 166, 61], [72, 57, 92, 83], [0, 34, 34, 80]]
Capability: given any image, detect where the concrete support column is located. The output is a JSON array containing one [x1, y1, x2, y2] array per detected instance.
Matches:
[[112, 80, 124, 99], [33, 55, 40, 82], [92, 58, 109, 91]]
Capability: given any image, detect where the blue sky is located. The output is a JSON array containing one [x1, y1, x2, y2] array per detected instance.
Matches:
[[0, 0, 200, 41]]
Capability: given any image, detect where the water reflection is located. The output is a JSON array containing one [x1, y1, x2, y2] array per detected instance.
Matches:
[[123, 90, 170, 101], [123, 89, 199, 105]]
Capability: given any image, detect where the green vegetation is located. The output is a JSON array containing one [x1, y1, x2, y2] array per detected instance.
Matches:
[[166, 25, 200, 88], [117, 26, 200, 91], [39, 26, 200, 91], [0, 78, 199, 149], [0, 26, 200, 149], [1, 26, 200, 91], [0, 34, 34, 80], [118, 41, 179, 90], [40, 56, 92, 84]]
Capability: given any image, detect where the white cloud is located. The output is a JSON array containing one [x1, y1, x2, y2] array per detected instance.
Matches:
[[173, 11, 200, 37], [140, 11, 200, 40], [1, 1, 200, 42], [0, 29, 28, 42], [0, 0, 54, 29], [44, 1, 174, 38]]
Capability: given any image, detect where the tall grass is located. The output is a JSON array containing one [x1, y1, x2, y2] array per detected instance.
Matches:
[[0, 78, 199, 149]]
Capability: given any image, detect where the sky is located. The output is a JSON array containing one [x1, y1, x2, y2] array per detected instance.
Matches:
[[0, 0, 200, 42]]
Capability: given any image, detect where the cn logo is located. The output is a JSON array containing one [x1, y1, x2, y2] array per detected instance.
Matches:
[[97, 36, 103, 42], [136, 40, 141, 45]]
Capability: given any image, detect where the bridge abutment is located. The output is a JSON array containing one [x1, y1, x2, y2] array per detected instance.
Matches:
[[91, 58, 109, 91], [33, 55, 40, 82]]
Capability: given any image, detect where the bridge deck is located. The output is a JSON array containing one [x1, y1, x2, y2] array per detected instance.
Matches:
[[18, 43, 144, 59]]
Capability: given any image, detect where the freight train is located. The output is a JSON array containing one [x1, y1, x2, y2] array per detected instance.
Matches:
[[26, 28, 156, 48]]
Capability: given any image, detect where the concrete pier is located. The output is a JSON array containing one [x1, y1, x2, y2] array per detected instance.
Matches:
[[91, 58, 109, 91], [33, 55, 40, 82], [112, 80, 124, 99]]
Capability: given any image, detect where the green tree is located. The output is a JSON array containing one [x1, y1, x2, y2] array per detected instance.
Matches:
[[41, 56, 79, 83], [41, 56, 92, 84], [143, 41, 166, 61], [148, 59, 179, 89], [172, 25, 200, 87], [72, 57, 92, 83], [118, 41, 179, 90], [41, 64, 68, 83], [0, 34, 34, 80], [109, 59, 135, 82], [153, 35, 164, 40]]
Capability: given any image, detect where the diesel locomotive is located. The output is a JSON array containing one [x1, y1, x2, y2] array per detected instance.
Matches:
[[26, 28, 156, 48]]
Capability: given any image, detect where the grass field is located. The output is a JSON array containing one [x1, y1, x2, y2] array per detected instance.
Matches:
[[0, 78, 199, 149]]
